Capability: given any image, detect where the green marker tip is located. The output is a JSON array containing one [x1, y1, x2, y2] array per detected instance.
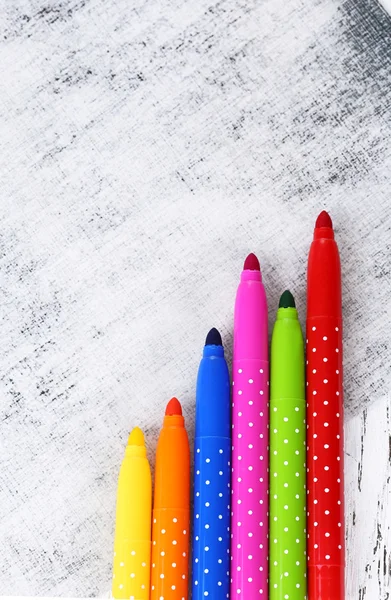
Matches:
[[279, 289, 296, 309]]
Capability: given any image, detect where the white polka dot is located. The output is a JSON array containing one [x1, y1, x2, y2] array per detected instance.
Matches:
[[324, 422, 329, 427], [326, 554, 330, 560], [161, 528, 166, 534], [249, 422, 254, 427]]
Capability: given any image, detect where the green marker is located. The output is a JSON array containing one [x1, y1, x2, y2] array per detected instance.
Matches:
[[270, 290, 307, 600]]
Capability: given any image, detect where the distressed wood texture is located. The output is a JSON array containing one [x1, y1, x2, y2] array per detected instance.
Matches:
[[345, 396, 391, 600], [1, 0, 391, 597]]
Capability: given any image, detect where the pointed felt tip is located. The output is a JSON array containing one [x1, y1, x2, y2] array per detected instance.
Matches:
[[165, 397, 182, 416], [279, 289, 296, 308], [205, 327, 222, 346], [243, 253, 260, 271], [315, 210, 333, 229], [128, 426, 145, 446]]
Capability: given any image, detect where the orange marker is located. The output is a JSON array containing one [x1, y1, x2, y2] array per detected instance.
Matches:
[[151, 397, 190, 600]]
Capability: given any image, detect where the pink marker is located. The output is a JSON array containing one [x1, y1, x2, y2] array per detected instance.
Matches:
[[231, 253, 269, 599]]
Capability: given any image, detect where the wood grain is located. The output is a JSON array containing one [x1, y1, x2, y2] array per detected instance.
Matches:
[[345, 396, 391, 600]]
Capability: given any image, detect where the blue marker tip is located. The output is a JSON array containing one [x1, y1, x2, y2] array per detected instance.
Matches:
[[205, 327, 222, 346]]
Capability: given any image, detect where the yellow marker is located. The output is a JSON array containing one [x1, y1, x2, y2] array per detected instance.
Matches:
[[112, 427, 152, 600]]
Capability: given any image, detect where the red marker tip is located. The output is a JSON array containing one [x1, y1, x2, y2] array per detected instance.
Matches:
[[243, 253, 260, 271], [165, 397, 182, 416], [315, 210, 333, 229]]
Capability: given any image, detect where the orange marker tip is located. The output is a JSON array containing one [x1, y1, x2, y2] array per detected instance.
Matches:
[[127, 426, 145, 446], [315, 210, 333, 229], [165, 397, 182, 416]]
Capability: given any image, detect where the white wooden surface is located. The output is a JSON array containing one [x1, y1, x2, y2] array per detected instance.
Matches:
[[1, 0, 391, 597], [345, 395, 391, 599]]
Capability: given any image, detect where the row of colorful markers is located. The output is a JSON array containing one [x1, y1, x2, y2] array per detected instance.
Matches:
[[112, 211, 344, 600]]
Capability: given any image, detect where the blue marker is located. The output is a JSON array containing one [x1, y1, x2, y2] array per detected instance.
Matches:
[[192, 328, 231, 600]]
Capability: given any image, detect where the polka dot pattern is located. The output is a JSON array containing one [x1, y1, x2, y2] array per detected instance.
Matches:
[[192, 437, 231, 599], [270, 401, 307, 598], [151, 509, 189, 600], [306, 321, 344, 572], [231, 361, 269, 598], [113, 539, 150, 599]]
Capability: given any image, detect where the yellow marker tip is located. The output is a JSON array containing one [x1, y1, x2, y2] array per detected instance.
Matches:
[[127, 426, 145, 446]]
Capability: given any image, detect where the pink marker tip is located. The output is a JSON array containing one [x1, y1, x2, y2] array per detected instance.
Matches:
[[243, 253, 260, 271]]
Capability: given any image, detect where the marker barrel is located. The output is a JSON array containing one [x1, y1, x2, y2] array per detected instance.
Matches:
[[112, 434, 152, 600], [231, 266, 269, 599], [306, 221, 344, 600], [193, 341, 231, 599], [151, 411, 190, 600], [270, 305, 307, 599]]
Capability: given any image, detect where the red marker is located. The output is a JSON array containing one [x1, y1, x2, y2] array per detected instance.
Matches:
[[306, 211, 344, 600]]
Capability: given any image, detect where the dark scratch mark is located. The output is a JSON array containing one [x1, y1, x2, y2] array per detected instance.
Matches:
[[359, 585, 366, 600], [372, 515, 382, 556], [358, 408, 367, 492], [3, 1, 88, 41]]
